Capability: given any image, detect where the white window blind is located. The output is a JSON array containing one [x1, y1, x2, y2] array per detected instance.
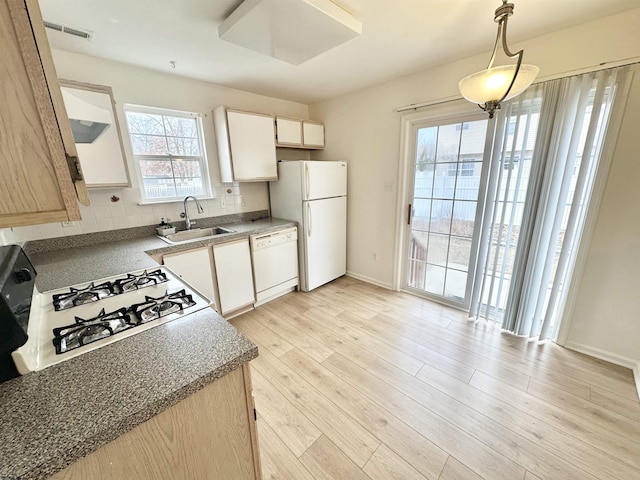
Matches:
[[470, 67, 631, 341], [469, 85, 542, 322]]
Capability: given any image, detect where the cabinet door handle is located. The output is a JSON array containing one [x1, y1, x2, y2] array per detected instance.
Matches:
[[66, 154, 90, 206], [65, 154, 84, 182]]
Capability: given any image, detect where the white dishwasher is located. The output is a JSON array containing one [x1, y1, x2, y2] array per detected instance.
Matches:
[[250, 226, 299, 306]]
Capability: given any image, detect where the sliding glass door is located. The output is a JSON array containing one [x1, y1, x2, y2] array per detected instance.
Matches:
[[402, 68, 626, 341], [404, 116, 488, 308]]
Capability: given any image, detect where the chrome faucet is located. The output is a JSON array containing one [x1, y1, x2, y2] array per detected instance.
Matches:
[[183, 196, 204, 230]]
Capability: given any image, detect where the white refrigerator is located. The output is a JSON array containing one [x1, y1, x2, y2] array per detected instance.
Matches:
[[269, 160, 347, 292]]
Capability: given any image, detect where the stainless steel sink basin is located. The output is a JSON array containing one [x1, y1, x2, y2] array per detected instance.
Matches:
[[159, 227, 235, 244]]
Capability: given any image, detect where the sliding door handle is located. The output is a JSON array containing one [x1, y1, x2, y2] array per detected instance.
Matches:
[[407, 203, 412, 225]]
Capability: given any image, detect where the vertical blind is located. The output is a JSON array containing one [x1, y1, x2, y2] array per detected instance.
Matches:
[[469, 66, 631, 340], [469, 83, 543, 322]]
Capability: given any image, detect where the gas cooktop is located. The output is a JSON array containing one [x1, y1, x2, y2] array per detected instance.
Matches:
[[12, 267, 211, 375]]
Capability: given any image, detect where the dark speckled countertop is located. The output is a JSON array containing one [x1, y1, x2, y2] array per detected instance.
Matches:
[[29, 216, 296, 291], [0, 216, 296, 480]]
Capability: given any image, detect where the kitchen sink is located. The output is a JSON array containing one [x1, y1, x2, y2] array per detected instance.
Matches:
[[159, 227, 235, 244]]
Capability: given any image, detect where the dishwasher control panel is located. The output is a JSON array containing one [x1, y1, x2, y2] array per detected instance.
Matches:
[[251, 227, 298, 251]]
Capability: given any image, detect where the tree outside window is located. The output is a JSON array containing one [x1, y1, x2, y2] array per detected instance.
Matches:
[[125, 106, 211, 201]]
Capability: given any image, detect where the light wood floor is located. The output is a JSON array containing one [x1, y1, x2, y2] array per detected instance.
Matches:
[[231, 276, 640, 480]]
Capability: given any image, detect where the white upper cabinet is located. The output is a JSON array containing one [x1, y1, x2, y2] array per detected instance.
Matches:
[[60, 81, 130, 188], [275, 117, 325, 149], [213, 106, 277, 182], [302, 121, 325, 149], [275, 117, 303, 147]]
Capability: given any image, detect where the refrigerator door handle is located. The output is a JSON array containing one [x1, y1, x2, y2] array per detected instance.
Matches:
[[307, 202, 312, 237], [305, 163, 310, 200]]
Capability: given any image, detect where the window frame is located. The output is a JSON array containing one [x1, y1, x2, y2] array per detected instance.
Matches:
[[124, 104, 212, 203], [403, 111, 490, 310]]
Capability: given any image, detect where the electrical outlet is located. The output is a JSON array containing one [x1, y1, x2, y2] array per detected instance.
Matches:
[[384, 181, 393, 191], [61, 221, 76, 227], [219, 198, 227, 209], [240, 196, 247, 207], [372, 252, 377, 261]]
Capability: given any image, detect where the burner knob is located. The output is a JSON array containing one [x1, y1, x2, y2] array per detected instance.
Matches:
[[14, 268, 32, 283]]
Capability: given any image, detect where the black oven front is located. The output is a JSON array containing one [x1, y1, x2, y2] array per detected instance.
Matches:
[[0, 245, 36, 383]]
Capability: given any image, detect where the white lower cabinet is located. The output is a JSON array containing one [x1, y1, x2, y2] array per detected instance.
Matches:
[[213, 238, 256, 316], [162, 247, 217, 308], [161, 236, 273, 318]]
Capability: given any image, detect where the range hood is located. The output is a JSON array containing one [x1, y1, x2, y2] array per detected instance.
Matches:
[[219, 0, 362, 65], [61, 88, 111, 144], [67, 119, 110, 144]]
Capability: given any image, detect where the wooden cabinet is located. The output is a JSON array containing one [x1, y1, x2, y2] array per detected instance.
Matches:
[[213, 106, 277, 182], [50, 364, 262, 480], [213, 238, 256, 316], [275, 117, 325, 149], [0, 0, 89, 228], [162, 246, 217, 308]]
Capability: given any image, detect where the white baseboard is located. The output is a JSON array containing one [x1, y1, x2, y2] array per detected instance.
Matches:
[[564, 341, 638, 368], [564, 341, 640, 400], [345, 271, 393, 290]]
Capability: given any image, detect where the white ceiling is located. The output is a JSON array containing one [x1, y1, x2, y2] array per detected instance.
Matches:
[[39, 0, 640, 104]]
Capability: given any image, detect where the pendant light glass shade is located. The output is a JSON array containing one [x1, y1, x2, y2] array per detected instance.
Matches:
[[458, 63, 539, 104], [458, 1, 538, 118]]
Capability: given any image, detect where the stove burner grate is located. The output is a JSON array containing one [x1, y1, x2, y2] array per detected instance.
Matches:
[[113, 269, 168, 294], [52, 282, 115, 311], [52, 307, 135, 354], [130, 289, 196, 324], [51, 269, 170, 311], [53, 289, 198, 354]]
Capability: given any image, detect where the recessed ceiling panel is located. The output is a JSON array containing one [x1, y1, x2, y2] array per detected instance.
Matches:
[[219, 0, 362, 65]]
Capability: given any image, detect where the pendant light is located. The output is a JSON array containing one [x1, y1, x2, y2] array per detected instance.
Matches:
[[458, 1, 539, 118]]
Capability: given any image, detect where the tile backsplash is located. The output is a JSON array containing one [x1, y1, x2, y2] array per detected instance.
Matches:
[[1, 183, 269, 244]]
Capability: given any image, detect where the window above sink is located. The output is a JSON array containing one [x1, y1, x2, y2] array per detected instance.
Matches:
[[124, 105, 212, 203]]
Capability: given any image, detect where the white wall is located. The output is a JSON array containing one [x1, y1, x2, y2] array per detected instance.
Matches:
[[309, 9, 640, 370], [564, 72, 640, 369], [2, 49, 308, 243]]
